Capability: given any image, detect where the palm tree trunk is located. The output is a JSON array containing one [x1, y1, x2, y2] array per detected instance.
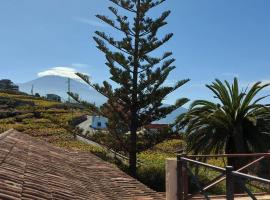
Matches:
[[226, 125, 248, 194]]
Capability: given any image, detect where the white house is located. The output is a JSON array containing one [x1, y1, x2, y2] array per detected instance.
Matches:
[[90, 115, 108, 129]]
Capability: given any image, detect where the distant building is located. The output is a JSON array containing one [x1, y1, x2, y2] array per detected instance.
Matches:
[[46, 94, 61, 102], [90, 115, 108, 129], [143, 124, 169, 132], [0, 79, 19, 91], [128, 124, 169, 135]]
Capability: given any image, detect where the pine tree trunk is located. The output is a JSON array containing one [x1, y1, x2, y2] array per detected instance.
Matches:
[[128, 0, 141, 178], [129, 119, 137, 177]]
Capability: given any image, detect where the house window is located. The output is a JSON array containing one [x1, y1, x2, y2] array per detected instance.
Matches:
[[97, 122, 101, 127]]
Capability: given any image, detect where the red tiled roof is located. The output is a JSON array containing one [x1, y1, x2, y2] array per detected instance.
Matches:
[[0, 129, 165, 200]]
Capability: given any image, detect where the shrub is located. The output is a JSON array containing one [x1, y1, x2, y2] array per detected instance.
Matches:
[[154, 139, 186, 153], [68, 115, 87, 127], [137, 127, 174, 152], [137, 164, 165, 191], [137, 150, 170, 191]]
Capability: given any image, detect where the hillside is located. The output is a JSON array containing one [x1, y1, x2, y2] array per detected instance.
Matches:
[[0, 90, 88, 143]]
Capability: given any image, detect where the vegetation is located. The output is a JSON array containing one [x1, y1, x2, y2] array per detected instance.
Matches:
[[87, 126, 176, 153], [129, 139, 185, 191], [136, 139, 226, 193], [0, 79, 19, 91], [175, 78, 270, 192], [0, 91, 87, 145], [176, 78, 270, 164], [72, 0, 189, 177], [0, 86, 268, 194]]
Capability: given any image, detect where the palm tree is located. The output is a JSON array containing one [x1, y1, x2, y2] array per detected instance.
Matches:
[[176, 78, 270, 168]]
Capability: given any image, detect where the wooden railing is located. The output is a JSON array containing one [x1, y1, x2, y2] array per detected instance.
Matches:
[[177, 152, 270, 200]]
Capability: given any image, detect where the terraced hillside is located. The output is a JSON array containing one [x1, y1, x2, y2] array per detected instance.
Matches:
[[0, 90, 88, 145]]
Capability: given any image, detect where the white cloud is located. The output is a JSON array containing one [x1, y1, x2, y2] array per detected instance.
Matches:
[[164, 79, 177, 86], [71, 63, 89, 68], [73, 17, 108, 28], [38, 67, 88, 80], [222, 73, 239, 78]]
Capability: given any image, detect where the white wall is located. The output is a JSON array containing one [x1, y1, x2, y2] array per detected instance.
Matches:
[[91, 116, 108, 129]]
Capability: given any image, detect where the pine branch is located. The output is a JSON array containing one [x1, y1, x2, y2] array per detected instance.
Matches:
[[94, 37, 134, 73], [109, 6, 135, 36], [76, 73, 132, 113], [140, 10, 170, 37], [95, 31, 133, 55], [96, 14, 124, 33], [109, 0, 136, 12], [67, 92, 101, 115], [75, 72, 114, 100], [138, 98, 189, 126], [141, 33, 173, 55], [138, 78, 190, 111], [138, 52, 174, 73], [96, 13, 135, 37], [106, 55, 134, 74]]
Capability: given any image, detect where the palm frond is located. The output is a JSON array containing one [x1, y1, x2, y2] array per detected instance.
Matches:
[[177, 78, 270, 155]]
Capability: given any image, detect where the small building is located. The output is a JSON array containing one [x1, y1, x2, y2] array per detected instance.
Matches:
[[46, 94, 61, 102], [143, 124, 169, 132], [132, 124, 169, 135], [0, 79, 19, 91], [90, 115, 108, 129]]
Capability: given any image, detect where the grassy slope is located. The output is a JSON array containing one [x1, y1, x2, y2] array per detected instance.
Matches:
[[0, 91, 87, 145]]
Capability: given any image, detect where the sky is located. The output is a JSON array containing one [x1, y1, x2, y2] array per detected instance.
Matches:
[[0, 0, 270, 105]]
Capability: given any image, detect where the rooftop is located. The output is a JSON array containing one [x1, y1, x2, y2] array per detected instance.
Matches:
[[0, 129, 165, 200], [144, 124, 169, 130]]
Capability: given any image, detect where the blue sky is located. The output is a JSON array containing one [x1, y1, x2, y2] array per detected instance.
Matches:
[[0, 0, 270, 105]]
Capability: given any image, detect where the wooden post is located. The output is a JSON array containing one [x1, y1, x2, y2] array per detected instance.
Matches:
[[166, 158, 178, 200], [226, 166, 234, 200], [177, 155, 183, 200], [268, 150, 270, 193]]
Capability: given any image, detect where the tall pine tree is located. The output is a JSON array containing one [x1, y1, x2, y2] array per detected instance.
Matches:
[[77, 0, 189, 177]]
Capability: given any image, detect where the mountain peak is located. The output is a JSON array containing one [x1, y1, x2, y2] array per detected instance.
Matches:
[[18, 75, 106, 105], [18, 75, 187, 124]]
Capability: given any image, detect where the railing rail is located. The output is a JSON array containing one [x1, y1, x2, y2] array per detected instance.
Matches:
[[186, 153, 270, 158], [232, 171, 270, 185], [177, 152, 270, 200], [181, 157, 225, 172]]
